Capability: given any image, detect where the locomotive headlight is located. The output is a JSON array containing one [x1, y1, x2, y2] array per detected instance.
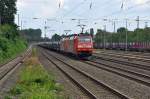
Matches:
[[78, 45, 83, 48], [86, 45, 92, 48], [78, 45, 92, 48]]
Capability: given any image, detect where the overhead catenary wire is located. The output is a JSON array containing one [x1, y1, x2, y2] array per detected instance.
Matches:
[[62, 0, 88, 18], [76, 0, 129, 27], [75, 0, 119, 29], [20, 0, 150, 36], [121, 0, 127, 9], [77, 0, 123, 18], [64, 0, 150, 35], [32, 0, 148, 27], [94, 0, 150, 21]]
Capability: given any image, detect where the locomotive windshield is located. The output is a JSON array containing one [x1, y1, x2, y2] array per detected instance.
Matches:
[[79, 36, 91, 43]]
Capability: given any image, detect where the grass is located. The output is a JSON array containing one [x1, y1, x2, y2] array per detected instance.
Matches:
[[6, 48, 65, 99]]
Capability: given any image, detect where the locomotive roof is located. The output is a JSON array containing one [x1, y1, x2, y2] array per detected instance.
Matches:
[[62, 33, 91, 38], [61, 34, 92, 41]]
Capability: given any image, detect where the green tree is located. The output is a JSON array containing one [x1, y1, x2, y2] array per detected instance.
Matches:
[[117, 27, 127, 33], [116, 27, 128, 42], [94, 26, 150, 44], [51, 34, 61, 41], [144, 27, 150, 42], [85, 31, 89, 35], [0, 24, 19, 40], [0, 25, 27, 63], [0, 0, 17, 25], [90, 28, 94, 37], [20, 29, 42, 42], [94, 29, 103, 43]]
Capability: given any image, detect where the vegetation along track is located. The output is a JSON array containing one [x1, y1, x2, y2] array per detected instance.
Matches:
[[0, 47, 32, 87], [40, 47, 132, 99]]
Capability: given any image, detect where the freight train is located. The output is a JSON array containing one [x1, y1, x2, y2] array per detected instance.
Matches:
[[40, 34, 93, 58], [94, 42, 150, 51]]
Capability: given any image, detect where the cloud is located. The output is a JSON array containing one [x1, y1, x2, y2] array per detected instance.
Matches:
[[16, 0, 150, 38], [17, 0, 62, 18]]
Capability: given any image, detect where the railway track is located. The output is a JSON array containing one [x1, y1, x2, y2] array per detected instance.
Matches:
[[95, 50, 150, 62], [0, 47, 32, 87], [41, 48, 129, 99], [50, 49, 150, 87], [40, 47, 150, 99], [84, 60, 150, 87], [94, 54, 150, 71], [95, 49, 148, 55]]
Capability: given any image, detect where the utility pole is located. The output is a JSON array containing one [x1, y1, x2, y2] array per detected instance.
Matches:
[[113, 20, 116, 44], [145, 22, 148, 28], [44, 21, 47, 39], [113, 21, 116, 33], [78, 19, 81, 25], [103, 25, 106, 50], [111, 21, 116, 46], [0, 15, 1, 25], [136, 16, 140, 29], [125, 19, 128, 51], [18, 14, 20, 29], [21, 20, 23, 30]]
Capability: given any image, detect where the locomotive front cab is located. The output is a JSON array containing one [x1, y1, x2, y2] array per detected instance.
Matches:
[[77, 35, 93, 57]]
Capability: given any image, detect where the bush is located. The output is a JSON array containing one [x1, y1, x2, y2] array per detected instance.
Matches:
[[0, 24, 19, 40], [0, 24, 27, 63]]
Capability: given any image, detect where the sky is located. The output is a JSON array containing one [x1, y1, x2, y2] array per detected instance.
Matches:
[[15, 0, 150, 38]]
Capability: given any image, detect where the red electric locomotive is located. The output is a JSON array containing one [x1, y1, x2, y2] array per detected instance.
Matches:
[[60, 34, 93, 57]]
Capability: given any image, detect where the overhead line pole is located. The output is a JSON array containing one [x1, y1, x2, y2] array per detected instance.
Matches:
[[103, 19, 108, 50], [21, 20, 23, 30], [136, 16, 140, 29], [145, 22, 148, 28], [103, 25, 106, 50], [112, 20, 116, 47], [0, 14, 1, 25], [125, 19, 128, 51], [18, 14, 20, 30], [44, 21, 47, 39], [113, 21, 116, 33]]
